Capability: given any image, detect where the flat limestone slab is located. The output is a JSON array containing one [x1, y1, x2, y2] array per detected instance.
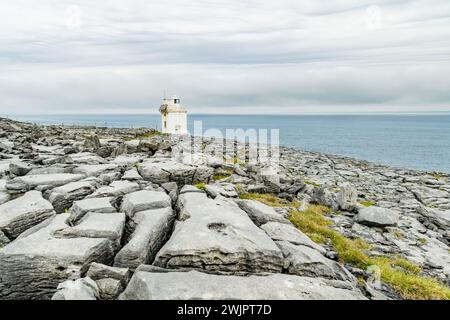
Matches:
[[114, 207, 175, 269], [119, 267, 366, 300], [0, 215, 114, 300], [48, 180, 98, 213], [260, 221, 326, 254], [138, 159, 213, 186], [54, 212, 125, 248], [69, 197, 116, 224], [73, 164, 118, 177], [6, 173, 85, 192], [236, 199, 289, 226], [88, 180, 140, 198], [120, 190, 171, 217], [0, 190, 55, 240], [153, 192, 284, 273]]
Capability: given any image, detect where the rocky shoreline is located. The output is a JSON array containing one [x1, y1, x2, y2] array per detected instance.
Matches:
[[0, 117, 449, 300]]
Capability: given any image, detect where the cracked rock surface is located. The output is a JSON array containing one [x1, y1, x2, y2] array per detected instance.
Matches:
[[0, 117, 449, 300]]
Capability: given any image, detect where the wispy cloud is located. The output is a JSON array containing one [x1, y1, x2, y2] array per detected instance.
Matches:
[[1, 0, 449, 114]]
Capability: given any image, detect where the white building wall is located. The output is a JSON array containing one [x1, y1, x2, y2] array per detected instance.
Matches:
[[162, 112, 187, 134]]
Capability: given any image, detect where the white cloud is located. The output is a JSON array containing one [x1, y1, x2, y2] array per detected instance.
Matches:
[[0, 0, 449, 114]]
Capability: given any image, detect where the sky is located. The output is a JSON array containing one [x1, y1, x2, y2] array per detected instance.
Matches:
[[0, 0, 450, 115]]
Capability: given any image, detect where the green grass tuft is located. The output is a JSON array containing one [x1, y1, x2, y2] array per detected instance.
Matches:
[[239, 193, 301, 208], [359, 200, 376, 207], [195, 183, 206, 191], [289, 206, 450, 300]]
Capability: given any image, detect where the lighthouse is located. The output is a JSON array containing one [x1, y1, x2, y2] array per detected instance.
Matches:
[[159, 95, 188, 135]]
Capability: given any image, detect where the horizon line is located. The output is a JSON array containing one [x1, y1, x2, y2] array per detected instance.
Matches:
[[3, 111, 450, 117]]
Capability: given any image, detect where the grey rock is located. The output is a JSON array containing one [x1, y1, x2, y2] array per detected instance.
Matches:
[[120, 190, 171, 218], [138, 159, 212, 186], [48, 180, 98, 213], [6, 173, 85, 193], [259, 167, 281, 193], [52, 277, 99, 300], [9, 161, 33, 176], [88, 180, 140, 198], [114, 207, 175, 269], [236, 199, 289, 226], [204, 183, 238, 198], [73, 164, 117, 177], [122, 168, 142, 181], [260, 222, 326, 254], [0, 215, 114, 299], [337, 182, 358, 211], [68, 197, 116, 224], [120, 267, 366, 300], [84, 134, 100, 150], [179, 184, 204, 195], [154, 192, 284, 273], [54, 212, 125, 249], [96, 278, 123, 300], [0, 191, 55, 240], [86, 262, 130, 285], [356, 206, 399, 227], [0, 229, 10, 246], [276, 241, 354, 282], [161, 182, 178, 206], [312, 187, 339, 211]]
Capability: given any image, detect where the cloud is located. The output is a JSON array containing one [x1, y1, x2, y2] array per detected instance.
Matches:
[[0, 0, 449, 114]]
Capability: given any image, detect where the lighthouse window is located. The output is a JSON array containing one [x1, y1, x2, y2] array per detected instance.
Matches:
[[164, 121, 167, 128], [174, 99, 179, 104]]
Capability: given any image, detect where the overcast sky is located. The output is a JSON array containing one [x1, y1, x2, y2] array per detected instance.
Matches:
[[1, 0, 450, 114]]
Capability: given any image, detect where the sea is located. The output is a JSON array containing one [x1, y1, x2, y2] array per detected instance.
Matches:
[[5, 114, 450, 174]]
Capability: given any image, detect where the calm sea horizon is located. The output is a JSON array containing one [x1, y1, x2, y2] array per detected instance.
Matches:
[[5, 113, 450, 174]]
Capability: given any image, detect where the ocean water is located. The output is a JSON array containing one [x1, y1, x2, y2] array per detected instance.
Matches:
[[6, 114, 450, 173]]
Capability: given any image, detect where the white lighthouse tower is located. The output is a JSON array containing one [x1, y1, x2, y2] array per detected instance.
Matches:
[[159, 95, 188, 135]]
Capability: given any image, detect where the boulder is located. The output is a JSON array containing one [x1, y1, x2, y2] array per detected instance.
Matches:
[[119, 266, 366, 300], [48, 179, 98, 213], [153, 192, 284, 273], [120, 190, 171, 218], [68, 197, 116, 224], [95, 278, 123, 300], [114, 207, 175, 269], [260, 222, 326, 254], [51, 277, 99, 300], [86, 262, 130, 285], [312, 187, 339, 211], [236, 199, 289, 226], [0, 191, 55, 240], [9, 161, 33, 176], [259, 167, 281, 193], [276, 241, 354, 281], [356, 206, 399, 227], [0, 215, 115, 299], [337, 183, 358, 211], [83, 134, 100, 150]]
